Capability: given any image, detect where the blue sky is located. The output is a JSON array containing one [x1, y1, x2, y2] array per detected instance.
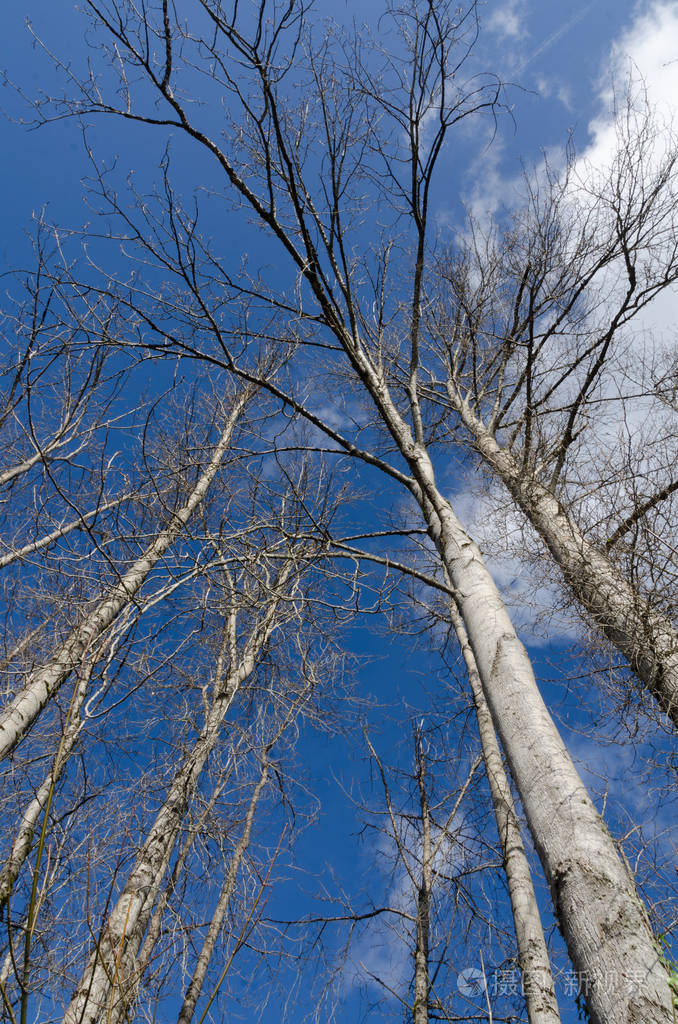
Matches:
[[4, 0, 676, 265], [2, 1, 678, 1022]]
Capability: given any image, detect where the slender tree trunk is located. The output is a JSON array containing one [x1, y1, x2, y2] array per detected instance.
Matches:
[[447, 596, 561, 1024], [105, 786, 228, 1024], [412, 736, 432, 1024], [341, 347, 673, 1021], [0, 392, 250, 762], [460, 403, 678, 728], [63, 717, 226, 1024], [415, 473, 673, 1024], [62, 595, 277, 1024], [176, 754, 269, 1024], [0, 664, 91, 914]]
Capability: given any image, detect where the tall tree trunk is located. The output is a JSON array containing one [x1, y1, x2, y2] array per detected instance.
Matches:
[[421, 483, 671, 1024], [63, 713, 228, 1024], [105, 787, 227, 1024], [0, 392, 250, 762], [415, 473, 673, 1024], [338, 345, 673, 1022], [447, 596, 561, 1024], [176, 754, 269, 1024], [412, 735, 432, 1024], [460, 403, 678, 728], [62, 591, 278, 1024], [105, 783, 228, 1024]]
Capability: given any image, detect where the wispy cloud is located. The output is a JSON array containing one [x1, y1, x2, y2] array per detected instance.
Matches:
[[486, 0, 526, 40], [535, 74, 573, 110]]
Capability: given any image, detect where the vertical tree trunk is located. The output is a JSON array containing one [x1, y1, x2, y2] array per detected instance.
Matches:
[[62, 591, 278, 1024], [339, 347, 673, 1022], [63, 717, 228, 1024], [176, 754, 269, 1024], [460, 404, 678, 728], [447, 596, 561, 1024], [0, 392, 250, 762], [412, 735, 432, 1024], [106, 787, 227, 1024], [415, 473, 673, 1024]]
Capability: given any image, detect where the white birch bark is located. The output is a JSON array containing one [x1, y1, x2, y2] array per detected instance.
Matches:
[[347, 349, 672, 1023], [0, 438, 86, 489], [447, 596, 561, 1024], [106, 783, 228, 1024], [63, 710, 229, 1024], [456, 402, 678, 729], [0, 664, 91, 913], [421, 480, 672, 1024], [0, 497, 125, 571], [62, 576, 283, 1024], [104, 786, 224, 1024], [176, 754, 269, 1024], [0, 391, 249, 762]]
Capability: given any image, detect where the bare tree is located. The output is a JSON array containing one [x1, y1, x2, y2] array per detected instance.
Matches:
[[0, 434, 350, 1022], [5, 1, 677, 1021], [0, 239, 135, 713], [0, 383, 253, 760], [174, 746, 271, 1024], [61, 543, 295, 1024], [295, 725, 517, 1024], [426, 102, 678, 726], [363, 730, 485, 1024]]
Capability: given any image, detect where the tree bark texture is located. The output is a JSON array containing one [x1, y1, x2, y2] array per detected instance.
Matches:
[[448, 598, 562, 1024], [423, 479, 672, 1024], [463, 408, 678, 729], [413, 737, 432, 1024]]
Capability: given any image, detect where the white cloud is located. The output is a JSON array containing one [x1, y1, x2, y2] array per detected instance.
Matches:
[[599, 3, 678, 118], [486, 0, 526, 40], [535, 75, 573, 110], [470, 1, 678, 215], [568, 2, 678, 488], [459, 133, 526, 228], [556, 83, 574, 109], [580, 2, 678, 185], [442, 4, 678, 646]]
